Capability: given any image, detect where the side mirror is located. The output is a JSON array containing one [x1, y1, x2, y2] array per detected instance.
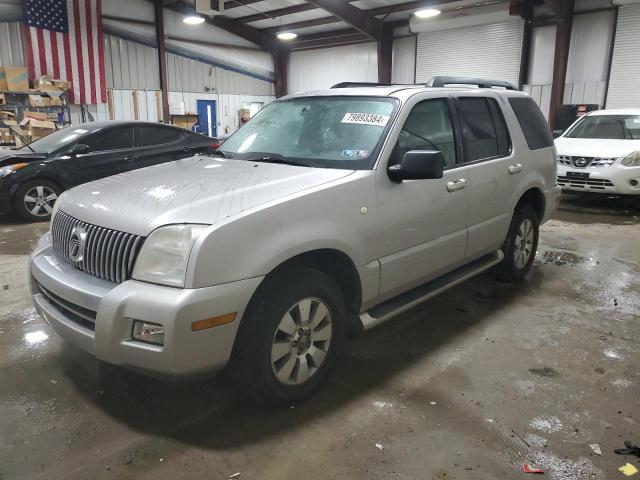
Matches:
[[69, 143, 90, 156], [552, 129, 563, 138], [388, 150, 445, 182]]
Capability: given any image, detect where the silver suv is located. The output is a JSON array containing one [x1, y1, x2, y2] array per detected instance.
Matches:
[[29, 77, 561, 405]]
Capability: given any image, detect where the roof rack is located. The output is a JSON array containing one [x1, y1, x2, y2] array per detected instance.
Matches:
[[426, 76, 517, 90], [331, 82, 395, 88]]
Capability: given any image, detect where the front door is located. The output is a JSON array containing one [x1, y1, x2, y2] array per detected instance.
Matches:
[[375, 97, 469, 300], [196, 100, 217, 137], [67, 126, 135, 185]]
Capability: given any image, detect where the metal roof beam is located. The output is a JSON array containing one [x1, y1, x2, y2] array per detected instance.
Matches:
[[303, 0, 382, 39]]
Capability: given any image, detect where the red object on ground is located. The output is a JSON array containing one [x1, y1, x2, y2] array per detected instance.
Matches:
[[522, 464, 544, 474]]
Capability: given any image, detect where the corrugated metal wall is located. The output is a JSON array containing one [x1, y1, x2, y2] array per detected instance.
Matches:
[[0, 22, 25, 67], [166, 52, 274, 96], [415, 20, 524, 86], [104, 34, 160, 90], [288, 43, 378, 93], [606, 4, 640, 109]]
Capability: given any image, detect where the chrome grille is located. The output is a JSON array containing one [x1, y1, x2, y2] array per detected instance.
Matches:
[[558, 155, 616, 168], [557, 175, 615, 190], [51, 211, 144, 283]]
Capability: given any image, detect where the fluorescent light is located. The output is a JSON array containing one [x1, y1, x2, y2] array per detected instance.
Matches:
[[277, 32, 297, 40], [414, 8, 441, 18], [183, 15, 205, 25]]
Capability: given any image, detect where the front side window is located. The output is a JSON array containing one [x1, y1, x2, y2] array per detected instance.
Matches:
[[83, 126, 134, 152], [457, 97, 511, 162], [220, 97, 398, 169], [395, 98, 456, 168], [565, 115, 640, 139]]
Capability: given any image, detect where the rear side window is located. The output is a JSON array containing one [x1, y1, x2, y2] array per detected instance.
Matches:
[[135, 126, 183, 147], [508, 97, 554, 150], [83, 126, 133, 152], [457, 97, 511, 162]]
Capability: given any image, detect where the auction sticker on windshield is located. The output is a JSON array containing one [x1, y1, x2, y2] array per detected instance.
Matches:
[[341, 113, 390, 127]]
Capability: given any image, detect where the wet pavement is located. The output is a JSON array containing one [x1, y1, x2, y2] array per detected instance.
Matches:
[[0, 195, 639, 480]]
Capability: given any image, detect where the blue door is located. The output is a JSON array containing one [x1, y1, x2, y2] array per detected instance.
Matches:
[[196, 100, 217, 137]]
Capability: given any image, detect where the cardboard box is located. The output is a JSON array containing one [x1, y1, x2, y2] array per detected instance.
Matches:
[[0, 93, 5, 105], [19, 117, 56, 139], [49, 96, 63, 106], [1, 110, 16, 121], [171, 114, 198, 130], [3, 66, 29, 92], [23, 111, 48, 121], [37, 75, 71, 92], [29, 94, 51, 107]]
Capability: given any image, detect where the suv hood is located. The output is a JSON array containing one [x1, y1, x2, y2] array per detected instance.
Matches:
[[555, 137, 640, 158], [59, 155, 355, 236]]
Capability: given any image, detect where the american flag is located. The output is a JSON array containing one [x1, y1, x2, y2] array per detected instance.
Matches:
[[23, 0, 106, 104]]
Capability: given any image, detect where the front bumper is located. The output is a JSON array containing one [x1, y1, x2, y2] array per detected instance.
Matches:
[[29, 233, 263, 377], [557, 164, 640, 195]]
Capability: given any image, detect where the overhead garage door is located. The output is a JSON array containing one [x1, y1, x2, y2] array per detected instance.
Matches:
[[606, 4, 640, 108], [415, 20, 524, 87]]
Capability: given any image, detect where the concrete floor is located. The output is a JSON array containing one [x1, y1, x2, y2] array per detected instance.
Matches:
[[1, 195, 638, 480]]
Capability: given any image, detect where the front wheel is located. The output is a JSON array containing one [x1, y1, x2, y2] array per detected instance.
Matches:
[[231, 267, 346, 407], [14, 180, 60, 222], [493, 205, 539, 282]]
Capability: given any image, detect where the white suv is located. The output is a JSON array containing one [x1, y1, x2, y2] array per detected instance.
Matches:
[[555, 109, 640, 196], [29, 77, 561, 405]]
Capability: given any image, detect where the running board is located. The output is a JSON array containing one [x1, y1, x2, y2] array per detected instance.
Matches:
[[359, 250, 504, 330]]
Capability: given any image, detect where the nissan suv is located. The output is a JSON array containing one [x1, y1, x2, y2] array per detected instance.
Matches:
[[29, 77, 561, 405]]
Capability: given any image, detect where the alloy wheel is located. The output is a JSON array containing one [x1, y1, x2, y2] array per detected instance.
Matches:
[[270, 297, 333, 386], [514, 218, 534, 269], [23, 185, 57, 218]]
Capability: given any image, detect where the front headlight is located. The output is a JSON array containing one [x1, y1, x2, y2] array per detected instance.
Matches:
[[621, 151, 640, 167], [0, 163, 28, 177], [132, 224, 206, 288]]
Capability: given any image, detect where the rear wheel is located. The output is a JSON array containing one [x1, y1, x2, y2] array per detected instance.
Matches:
[[493, 204, 539, 282], [14, 180, 60, 222], [231, 267, 346, 406]]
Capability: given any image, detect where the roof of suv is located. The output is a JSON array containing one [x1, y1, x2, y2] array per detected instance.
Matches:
[[286, 85, 530, 102]]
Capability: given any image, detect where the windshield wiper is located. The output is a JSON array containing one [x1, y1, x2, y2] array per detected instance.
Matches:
[[209, 149, 234, 159], [243, 152, 308, 167]]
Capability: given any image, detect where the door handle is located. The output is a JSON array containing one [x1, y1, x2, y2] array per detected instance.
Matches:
[[446, 178, 467, 192], [124, 155, 137, 161], [508, 163, 523, 174]]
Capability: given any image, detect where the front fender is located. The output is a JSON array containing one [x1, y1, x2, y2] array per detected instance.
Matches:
[[186, 171, 377, 289]]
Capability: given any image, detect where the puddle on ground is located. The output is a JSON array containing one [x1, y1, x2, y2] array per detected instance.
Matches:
[[536, 250, 589, 266]]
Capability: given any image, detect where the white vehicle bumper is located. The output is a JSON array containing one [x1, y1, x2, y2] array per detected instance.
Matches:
[[557, 163, 640, 195], [29, 233, 263, 378]]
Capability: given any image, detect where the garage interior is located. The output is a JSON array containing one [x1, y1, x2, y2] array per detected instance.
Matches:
[[1, 0, 639, 479]]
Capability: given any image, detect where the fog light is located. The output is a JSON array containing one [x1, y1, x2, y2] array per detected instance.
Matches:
[[132, 321, 165, 345]]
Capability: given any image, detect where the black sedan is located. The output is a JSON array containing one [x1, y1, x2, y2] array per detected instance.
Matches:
[[0, 121, 215, 221]]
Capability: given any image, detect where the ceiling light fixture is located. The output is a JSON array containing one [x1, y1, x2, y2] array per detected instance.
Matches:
[[414, 8, 441, 18], [277, 31, 297, 40], [183, 15, 205, 25]]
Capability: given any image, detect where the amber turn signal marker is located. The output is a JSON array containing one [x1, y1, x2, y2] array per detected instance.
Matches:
[[191, 312, 237, 332]]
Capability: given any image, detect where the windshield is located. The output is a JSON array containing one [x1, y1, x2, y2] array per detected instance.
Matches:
[[565, 115, 640, 139], [17, 125, 93, 154], [220, 96, 398, 169]]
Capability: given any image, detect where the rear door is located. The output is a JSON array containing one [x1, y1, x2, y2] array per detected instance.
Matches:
[[68, 126, 135, 185], [127, 125, 188, 172], [451, 94, 518, 259]]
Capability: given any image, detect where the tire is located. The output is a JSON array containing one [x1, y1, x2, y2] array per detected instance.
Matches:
[[231, 267, 346, 407], [14, 180, 61, 222], [493, 204, 539, 282]]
